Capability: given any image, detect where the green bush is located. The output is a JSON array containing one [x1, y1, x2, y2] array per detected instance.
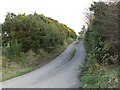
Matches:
[[2, 12, 76, 53]]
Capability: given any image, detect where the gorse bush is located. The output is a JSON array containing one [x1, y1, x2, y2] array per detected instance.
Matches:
[[2, 12, 76, 53], [2, 12, 76, 63]]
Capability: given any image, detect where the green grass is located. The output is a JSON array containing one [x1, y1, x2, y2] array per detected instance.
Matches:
[[80, 57, 119, 88], [2, 67, 34, 81], [68, 49, 76, 61]]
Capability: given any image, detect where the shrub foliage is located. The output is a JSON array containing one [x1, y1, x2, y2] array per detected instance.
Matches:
[[2, 12, 76, 53], [84, 1, 119, 65], [80, 1, 119, 88]]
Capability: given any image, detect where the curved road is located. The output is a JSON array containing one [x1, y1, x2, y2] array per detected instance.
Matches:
[[2, 41, 86, 88]]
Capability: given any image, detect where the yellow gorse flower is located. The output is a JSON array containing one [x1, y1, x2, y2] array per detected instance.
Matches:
[[68, 29, 71, 33]]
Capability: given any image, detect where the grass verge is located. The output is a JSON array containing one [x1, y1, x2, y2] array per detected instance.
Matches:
[[2, 67, 33, 81], [68, 49, 76, 61], [80, 56, 119, 88]]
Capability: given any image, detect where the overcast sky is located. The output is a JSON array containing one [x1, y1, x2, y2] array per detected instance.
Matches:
[[0, 0, 110, 33]]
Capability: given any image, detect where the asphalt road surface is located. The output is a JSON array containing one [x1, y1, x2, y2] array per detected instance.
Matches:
[[2, 41, 86, 88]]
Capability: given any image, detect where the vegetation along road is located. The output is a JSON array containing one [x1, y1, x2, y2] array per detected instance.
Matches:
[[2, 41, 85, 88]]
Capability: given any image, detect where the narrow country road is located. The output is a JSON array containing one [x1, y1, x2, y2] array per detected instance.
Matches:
[[2, 41, 86, 88]]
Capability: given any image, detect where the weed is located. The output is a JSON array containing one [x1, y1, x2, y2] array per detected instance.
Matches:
[[68, 49, 76, 61]]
